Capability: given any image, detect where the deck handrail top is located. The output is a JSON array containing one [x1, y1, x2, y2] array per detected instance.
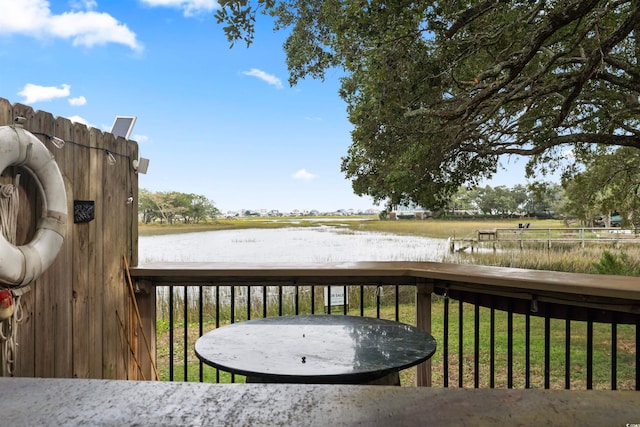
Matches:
[[130, 261, 640, 302]]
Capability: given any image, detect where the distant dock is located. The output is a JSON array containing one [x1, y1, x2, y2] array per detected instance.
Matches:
[[449, 227, 640, 253]]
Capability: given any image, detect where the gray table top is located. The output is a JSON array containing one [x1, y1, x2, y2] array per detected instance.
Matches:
[[195, 314, 437, 384]]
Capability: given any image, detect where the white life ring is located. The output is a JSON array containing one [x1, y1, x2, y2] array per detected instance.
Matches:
[[0, 121, 67, 287]]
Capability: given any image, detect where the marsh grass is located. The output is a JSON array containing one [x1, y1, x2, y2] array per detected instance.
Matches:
[[139, 217, 364, 236], [141, 217, 566, 239], [452, 245, 640, 274]]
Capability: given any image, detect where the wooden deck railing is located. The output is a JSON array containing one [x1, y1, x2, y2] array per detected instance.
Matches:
[[129, 262, 640, 389]]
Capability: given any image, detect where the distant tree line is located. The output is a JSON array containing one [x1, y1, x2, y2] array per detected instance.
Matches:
[[438, 169, 638, 228], [138, 189, 220, 224], [443, 182, 563, 218]]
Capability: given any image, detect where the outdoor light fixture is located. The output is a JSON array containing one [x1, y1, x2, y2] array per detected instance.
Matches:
[[105, 150, 117, 165], [50, 136, 65, 149], [132, 157, 150, 174]]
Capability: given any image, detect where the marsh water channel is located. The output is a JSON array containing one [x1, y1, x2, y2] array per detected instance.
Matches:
[[139, 225, 449, 264], [140, 225, 450, 313]]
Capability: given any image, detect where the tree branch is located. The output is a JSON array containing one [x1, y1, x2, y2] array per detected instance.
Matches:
[[445, 0, 503, 39]]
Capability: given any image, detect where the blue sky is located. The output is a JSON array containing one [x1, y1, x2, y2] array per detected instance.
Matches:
[[0, 0, 532, 213]]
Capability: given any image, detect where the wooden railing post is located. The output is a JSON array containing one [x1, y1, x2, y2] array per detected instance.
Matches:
[[133, 279, 158, 381], [416, 279, 434, 387]]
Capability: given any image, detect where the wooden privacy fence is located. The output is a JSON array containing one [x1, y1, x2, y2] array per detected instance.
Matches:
[[0, 97, 147, 379]]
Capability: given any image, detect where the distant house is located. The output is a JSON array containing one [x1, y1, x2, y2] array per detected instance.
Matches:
[[389, 203, 431, 220]]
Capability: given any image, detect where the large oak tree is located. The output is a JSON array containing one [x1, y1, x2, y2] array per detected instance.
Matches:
[[216, 0, 640, 209]]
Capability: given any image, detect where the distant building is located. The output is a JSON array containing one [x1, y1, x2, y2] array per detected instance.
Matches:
[[389, 203, 431, 220]]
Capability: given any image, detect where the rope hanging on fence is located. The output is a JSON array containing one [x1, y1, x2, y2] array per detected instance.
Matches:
[[0, 174, 27, 376], [0, 174, 19, 245]]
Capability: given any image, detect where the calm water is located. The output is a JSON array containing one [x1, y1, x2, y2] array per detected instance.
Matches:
[[139, 226, 448, 264]]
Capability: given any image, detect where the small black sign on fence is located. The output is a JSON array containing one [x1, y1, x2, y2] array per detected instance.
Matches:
[[74, 200, 95, 223]]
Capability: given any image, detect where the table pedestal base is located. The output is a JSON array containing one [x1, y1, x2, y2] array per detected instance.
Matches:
[[246, 371, 400, 386]]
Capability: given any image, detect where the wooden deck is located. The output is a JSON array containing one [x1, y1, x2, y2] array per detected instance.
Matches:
[[2, 377, 639, 426]]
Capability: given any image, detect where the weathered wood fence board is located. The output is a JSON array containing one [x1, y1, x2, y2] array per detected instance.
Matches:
[[0, 98, 141, 379]]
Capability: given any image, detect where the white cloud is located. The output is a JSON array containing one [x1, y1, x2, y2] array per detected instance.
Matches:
[[69, 96, 87, 106], [292, 169, 317, 181], [0, 0, 142, 51], [70, 0, 97, 11], [140, 0, 218, 17], [243, 69, 284, 89], [133, 134, 149, 143], [67, 115, 89, 125], [49, 11, 141, 50], [18, 83, 71, 103]]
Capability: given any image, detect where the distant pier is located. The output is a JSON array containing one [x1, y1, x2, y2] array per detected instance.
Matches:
[[449, 227, 640, 253]]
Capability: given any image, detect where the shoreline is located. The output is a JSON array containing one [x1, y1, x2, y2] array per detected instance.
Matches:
[[139, 217, 566, 239]]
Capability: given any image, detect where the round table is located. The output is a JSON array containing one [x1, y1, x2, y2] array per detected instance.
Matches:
[[194, 314, 437, 385]]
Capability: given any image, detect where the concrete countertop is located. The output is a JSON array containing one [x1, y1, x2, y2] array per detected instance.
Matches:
[[2, 377, 639, 426]]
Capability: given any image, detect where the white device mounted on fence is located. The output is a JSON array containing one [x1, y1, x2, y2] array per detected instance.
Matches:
[[111, 116, 137, 140]]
